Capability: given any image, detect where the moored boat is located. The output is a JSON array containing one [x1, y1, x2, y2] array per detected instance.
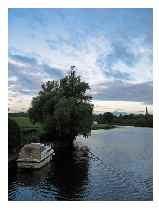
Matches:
[[16, 143, 55, 169]]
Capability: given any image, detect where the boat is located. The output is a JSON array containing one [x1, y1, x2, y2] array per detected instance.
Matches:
[[16, 143, 55, 169]]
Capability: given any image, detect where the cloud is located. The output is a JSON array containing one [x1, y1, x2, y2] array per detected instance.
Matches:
[[8, 9, 152, 113], [45, 35, 152, 102], [8, 34, 153, 112], [8, 51, 64, 106], [100, 37, 152, 83], [8, 94, 33, 113], [45, 35, 152, 82], [9, 53, 37, 65], [45, 35, 114, 94], [92, 100, 153, 114], [94, 80, 152, 104], [121, 38, 151, 81]]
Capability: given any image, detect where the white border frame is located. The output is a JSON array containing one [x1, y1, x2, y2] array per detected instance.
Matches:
[[0, 0, 159, 207]]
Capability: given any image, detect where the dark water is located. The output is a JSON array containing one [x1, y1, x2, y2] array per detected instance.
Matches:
[[8, 126, 153, 201]]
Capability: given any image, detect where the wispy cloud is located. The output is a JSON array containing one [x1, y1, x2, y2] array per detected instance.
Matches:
[[110, 37, 152, 83], [8, 9, 152, 113], [8, 52, 63, 98], [45, 35, 113, 93]]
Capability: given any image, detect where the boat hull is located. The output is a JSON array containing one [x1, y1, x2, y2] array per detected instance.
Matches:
[[17, 150, 54, 169]]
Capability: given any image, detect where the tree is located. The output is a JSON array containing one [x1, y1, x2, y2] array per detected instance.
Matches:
[[28, 66, 93, 144], [102, 112, 114, 123]]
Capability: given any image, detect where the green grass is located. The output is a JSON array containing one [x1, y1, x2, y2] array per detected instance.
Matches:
[[9, 116, 44, 145], [92, 123, 115, 130], [11, 116, 31, 128], [10, 116, 39, 128]]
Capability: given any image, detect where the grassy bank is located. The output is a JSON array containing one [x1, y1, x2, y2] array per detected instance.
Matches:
[[92, 123, 115, 130], [10, 116, 40, 129], [9, 116, 43, 145]]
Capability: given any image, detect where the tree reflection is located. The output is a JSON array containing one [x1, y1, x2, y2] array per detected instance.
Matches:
[[47, 144, 89, 200], [9, 143, 89, 200]]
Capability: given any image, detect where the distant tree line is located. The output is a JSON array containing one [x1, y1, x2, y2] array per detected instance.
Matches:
[[8, 112, 28, 117], [93, 112, 153, 128]]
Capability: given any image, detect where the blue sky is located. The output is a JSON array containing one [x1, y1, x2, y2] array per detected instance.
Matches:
[[8, 8, 153, 114]]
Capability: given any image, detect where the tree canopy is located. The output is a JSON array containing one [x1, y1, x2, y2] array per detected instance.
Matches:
[[28, 67, 93, 143]]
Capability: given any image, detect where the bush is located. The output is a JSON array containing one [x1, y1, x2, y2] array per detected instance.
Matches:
[[8, 118, 21, 154]]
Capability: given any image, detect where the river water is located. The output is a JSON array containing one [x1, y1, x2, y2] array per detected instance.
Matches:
[[8, 126, 153, 200]]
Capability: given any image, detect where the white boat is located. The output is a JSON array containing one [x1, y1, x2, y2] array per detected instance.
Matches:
[[16, 143, 55, 169]]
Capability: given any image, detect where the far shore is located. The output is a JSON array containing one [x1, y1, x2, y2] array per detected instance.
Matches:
[[92, 123, 153, 130]]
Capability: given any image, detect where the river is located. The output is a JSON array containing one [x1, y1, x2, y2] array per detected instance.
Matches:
[[8, 126, 153, 200]]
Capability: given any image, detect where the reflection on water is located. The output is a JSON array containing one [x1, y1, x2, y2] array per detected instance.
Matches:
[[9, 145, 89, 200], [8, 127, 153, 201], [48, 146, 89, 200]]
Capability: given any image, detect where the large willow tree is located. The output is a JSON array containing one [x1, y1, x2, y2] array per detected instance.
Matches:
[[28, 66, 93, 144]]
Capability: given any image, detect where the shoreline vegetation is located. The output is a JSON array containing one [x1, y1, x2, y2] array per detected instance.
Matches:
[[8, 113, 152, 163], [9, 112, 153, 133], [92, 123, 115, 130]]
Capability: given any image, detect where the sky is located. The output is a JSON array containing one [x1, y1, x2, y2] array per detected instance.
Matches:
[[8, 8, 153, 114]]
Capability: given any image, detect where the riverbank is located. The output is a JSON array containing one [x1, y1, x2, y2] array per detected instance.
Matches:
[[9, 115, 153, 132], [92, 123, 153, 130], [92, 123, 115, 130]]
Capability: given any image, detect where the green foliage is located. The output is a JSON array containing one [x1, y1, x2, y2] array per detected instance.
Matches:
[[8, 118, 21, 154], [9, 115, 44, 145], [10, 116, 39, 129], [102, 112, 114, 123], [28, 67, 93, 143], [92, 123, 114, 130]]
